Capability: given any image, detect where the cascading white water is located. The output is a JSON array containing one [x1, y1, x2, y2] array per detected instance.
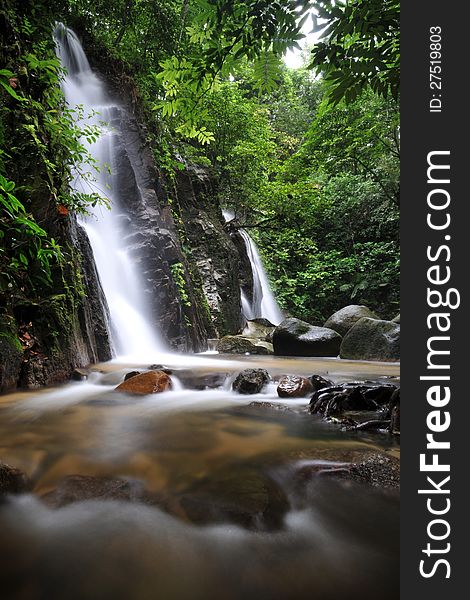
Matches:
[[54, 24, 165, 358], [223, 210, 283, 325]]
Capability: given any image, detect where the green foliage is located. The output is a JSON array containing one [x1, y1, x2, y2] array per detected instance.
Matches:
[[170, 262, 192, 308], [154, 0, 311, 139], [310, 0, 400, 104], [0, 172, 62, 294], [0, 0, 108, 311]]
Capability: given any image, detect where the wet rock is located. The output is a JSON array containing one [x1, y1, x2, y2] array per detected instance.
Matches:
[[175, 167, 244, 338], [216, 335, 273, 355], [292, 454, 400, 491], [41, 475, 153, 508], [324, 305, 379, 337], [71, 368, 88, 381], [352, 419, 391, 432], [277, 375, 314, 398], [124, 370, 142, 381], [340, 318, 400, 362], [242, 319, 276, 341], [148, 364, 173, 375], [115, 370, 172, 395], [389, 388, 400, 434], [392, 313, 400, 323], [250, 318, 275, 328], [0, 333, 22, 393], [0, 464, 29, 495], [247, 401, 293, 412], [309, 374, 334, 392], [273, 318, 342, 357], [232, 369, 270, 394], [348, 454, 400, 490], [177, 467, 289, 530], [176, 371, 228, 390], [310, 382, 397, 418]]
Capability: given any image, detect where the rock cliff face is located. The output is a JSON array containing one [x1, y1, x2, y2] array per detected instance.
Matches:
[[0, 213, 113, 392], [173, 167, 244, 336], [102, 106, 214, 351]]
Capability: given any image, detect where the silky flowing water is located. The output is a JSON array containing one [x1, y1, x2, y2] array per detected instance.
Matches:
[[0, 355, 399, 599]]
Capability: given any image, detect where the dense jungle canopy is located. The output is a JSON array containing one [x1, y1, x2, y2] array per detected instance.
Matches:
[[1, 0, 399, 325]]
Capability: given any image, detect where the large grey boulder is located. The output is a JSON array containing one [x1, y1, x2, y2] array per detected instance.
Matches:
[[273, 318, 341, 357], [340, 317, 400, 362], [324, 305, 379, 337]]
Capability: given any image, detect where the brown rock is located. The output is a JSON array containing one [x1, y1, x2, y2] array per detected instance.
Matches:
[[115, 370, 172, 395], [277, 375, 314, 398]]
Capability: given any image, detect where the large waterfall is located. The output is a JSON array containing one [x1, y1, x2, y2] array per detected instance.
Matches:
[[223, 211, 283, 325], [54, 24, 165, 358]]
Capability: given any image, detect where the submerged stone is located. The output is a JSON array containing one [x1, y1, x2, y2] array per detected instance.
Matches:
[[41, 475, 154, 508], [177, 467, 289, 530]]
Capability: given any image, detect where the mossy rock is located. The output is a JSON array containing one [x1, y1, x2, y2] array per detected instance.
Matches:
[[216, 335, 273, 355], [340, 318, 400, 362], [0, 316, 23, 393]]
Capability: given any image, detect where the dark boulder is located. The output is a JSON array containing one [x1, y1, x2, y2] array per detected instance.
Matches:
[[324, 305, 379, 337], [273, 318, 341, 357], [0, 463, 29, 495], [310, 382, 397, 418], [277, 375, 314, 398], [340, 318, 400, 362], [232, 369, 270, 394], [309, 374, 334, 392]]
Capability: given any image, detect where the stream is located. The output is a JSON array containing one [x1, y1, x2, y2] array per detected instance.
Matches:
[[0, 355, 399, 599]]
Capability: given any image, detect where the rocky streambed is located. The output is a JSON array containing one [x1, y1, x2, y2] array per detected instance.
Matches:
[[0, 354, 399, 599]]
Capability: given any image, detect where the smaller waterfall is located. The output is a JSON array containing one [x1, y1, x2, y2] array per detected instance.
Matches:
[[223, 211, 283, 325]]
